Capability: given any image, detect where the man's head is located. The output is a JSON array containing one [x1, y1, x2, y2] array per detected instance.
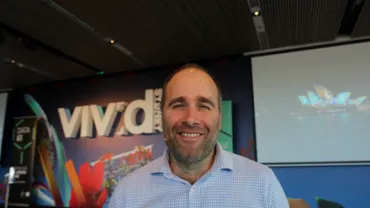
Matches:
[[161, 63, 223, 166]]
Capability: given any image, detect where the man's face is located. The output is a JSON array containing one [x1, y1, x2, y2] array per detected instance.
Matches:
[[162, 68, 221, 165]]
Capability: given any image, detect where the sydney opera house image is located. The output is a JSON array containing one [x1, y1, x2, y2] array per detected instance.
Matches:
[[294, 84, 369, 115]]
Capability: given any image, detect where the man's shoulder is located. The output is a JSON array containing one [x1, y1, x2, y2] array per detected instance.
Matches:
[[226, 151, 273, 176], [109, 156, 166, 207]]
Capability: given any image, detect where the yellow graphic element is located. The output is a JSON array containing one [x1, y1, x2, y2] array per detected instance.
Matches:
[[65, 160, 87, 205], [38, 143, 63, 206]]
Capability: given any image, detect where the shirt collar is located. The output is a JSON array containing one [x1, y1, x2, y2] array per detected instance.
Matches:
[[151, 142, 233, 176]]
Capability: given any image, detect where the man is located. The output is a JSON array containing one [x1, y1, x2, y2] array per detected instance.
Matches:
[[109, 64, 289, 208]]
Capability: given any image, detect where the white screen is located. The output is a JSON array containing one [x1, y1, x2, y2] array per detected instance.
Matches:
[[252, 42, 370, 165], [0, 93, 8, 160]]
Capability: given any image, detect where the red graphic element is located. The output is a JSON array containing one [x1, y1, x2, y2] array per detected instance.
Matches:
[[240, 138, 256, 161], [99, 152, 116, 181], [126, 147, 153, 165], [137, 148, 153, 161], [99, 153, 114, 161], [69, 162, 107, 208], [126, 152, 137, 165]]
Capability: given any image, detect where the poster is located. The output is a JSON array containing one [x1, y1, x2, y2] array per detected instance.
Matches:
[[2, 88, 233, 207]]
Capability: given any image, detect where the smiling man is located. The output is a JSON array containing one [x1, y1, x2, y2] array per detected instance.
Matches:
[[109, 64, 289, 208]]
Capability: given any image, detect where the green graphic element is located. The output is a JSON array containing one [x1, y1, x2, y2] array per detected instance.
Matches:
[[16, 119, 25, 127], [13, 142, 32, 164], [13, 119, 24, 141], [25, 94, 72, 206], [315, 196, 345, 208], [217, 101, 233, 152]]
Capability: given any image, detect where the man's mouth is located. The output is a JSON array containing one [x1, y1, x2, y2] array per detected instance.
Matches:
[[177, 132, 204, 137]]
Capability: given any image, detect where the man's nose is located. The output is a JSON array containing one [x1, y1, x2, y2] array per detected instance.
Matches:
[[183, 107, 200, 126]]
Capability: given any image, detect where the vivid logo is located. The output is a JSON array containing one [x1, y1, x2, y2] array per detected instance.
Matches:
[[58, 89, 163, 139]]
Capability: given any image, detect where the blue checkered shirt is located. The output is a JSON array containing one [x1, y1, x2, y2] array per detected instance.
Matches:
[[109, 143, 289, 208]]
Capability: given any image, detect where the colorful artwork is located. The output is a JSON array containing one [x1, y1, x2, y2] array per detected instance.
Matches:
[[290, 84, 370, 117], [0, 91, 349, 208], [217, 101, 233, 152], [298, 84, 367, 108], [0, 93, 234, 207]]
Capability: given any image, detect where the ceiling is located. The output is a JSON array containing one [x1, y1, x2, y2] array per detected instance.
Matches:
[[0, 0, 369, 90]]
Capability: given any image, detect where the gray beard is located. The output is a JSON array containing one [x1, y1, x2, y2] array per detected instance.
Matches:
[[162, 116, 220, 168], [165, 136, 217, 167]]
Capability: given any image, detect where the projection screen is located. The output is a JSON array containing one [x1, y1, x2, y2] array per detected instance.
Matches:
[[252, 42, 370, 166]]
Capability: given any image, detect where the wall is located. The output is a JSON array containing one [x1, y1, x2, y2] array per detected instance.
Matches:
[[0, 55, 369, 207]]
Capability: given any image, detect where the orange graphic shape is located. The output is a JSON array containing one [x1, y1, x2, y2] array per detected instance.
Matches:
[[38, 143, 63, 206], [65, 160, 87, 205]]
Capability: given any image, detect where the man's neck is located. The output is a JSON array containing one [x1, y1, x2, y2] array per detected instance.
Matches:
[[169, 148, 217, 184]]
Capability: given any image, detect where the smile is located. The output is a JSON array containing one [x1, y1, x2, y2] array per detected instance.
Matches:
[[178, 132, 204, 137]]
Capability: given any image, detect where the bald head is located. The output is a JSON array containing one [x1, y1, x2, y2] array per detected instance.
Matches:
[[160, 64, 222, 169], [160, 64, 223, 112]]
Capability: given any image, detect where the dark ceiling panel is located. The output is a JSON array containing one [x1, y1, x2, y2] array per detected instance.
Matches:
[[0, 31, 95, 80], [54, 0, 190, 66], [0, 0, 363, 91], [0, 30, 95, 89], [57, 0, 260, 66], [260, 0, 348, 48], [0, 34, 54, 89], [0, 0, 142, 73], [166, 0, 261, 56], [351, 0, 370, 38], [0, 64, 53, 90]]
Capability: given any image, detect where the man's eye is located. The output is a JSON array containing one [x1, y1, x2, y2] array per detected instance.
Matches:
[[199, 105, 211, 110], [172, 103, 185, 109]]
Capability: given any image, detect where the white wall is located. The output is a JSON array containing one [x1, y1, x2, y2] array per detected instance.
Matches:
[[0, 93, 8, 160]]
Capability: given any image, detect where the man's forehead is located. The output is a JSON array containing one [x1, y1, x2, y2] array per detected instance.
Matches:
[[166, 68, 218, 98], [168, 68, 216, 87]]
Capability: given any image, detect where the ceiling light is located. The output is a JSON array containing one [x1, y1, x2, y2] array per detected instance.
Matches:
[[110, 39, 115, 44], [112, 43, 133, 56], [254, 11, 260, 16], [16, 63, 24, 68]]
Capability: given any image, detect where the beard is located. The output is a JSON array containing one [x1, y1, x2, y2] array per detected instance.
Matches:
[[163, 120, 220, 166]]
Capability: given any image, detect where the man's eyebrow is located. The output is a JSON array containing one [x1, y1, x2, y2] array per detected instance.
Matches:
[[167, 96, 186, 107], [197, 96, 215, 108]]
